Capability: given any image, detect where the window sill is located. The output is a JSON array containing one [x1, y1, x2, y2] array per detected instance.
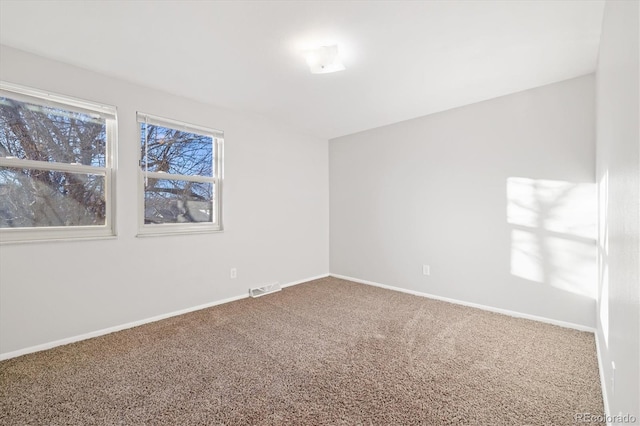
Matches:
[[136, 227, 223, 238], [0, 234, 118, 245]]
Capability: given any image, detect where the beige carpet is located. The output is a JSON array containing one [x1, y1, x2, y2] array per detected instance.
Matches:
[[0, 277, 603, 425]]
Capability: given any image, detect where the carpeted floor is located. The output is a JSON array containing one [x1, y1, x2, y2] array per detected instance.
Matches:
[[0, 277, 603, 425]]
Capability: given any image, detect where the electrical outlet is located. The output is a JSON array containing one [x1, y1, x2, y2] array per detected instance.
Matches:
[[422, 265, 430, 276], [230, 268, 237, 279]]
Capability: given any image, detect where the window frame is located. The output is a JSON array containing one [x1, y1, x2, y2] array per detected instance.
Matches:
[[0, 82, 117, 244], [136, 112, 223, 236]]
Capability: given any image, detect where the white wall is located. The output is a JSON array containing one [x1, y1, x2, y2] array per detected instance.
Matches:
[[0, 46, 329, 356], [595, 0, 640, 421], [330, 75, 597, 328]]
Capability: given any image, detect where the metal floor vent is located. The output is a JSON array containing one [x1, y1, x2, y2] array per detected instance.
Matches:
[[249, 282, 281, 298]]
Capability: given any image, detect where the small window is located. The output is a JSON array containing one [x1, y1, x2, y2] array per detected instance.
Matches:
[[137, 113, 223, 235], [0, 82, 117, 243]]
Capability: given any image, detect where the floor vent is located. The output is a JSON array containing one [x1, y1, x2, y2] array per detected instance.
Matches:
[[249, 282, 281, 298]]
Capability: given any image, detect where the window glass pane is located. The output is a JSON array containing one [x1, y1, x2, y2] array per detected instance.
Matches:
[[0, 97, 107, 166], [144, 179, 214, 224], [140, 124, 213, 177], [0, 167, 106, 228]]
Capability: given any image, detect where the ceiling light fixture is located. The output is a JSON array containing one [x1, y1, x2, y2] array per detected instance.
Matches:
[[303, 45, 345, 74]]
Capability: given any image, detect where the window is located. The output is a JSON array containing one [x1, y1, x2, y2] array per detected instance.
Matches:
[[137, 113, 223, 235], [0, 82, 117, 243]]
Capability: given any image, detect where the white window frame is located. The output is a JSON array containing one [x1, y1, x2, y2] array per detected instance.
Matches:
[[136, 112, 223, 236], [0, 82, 117, 243]]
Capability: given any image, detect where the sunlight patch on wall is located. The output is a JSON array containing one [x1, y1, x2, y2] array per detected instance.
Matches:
[[599, 262, 610, 346], [597, 170, 610, 347], [507, 178, 596, 238], [507, 177, 597, 298], [510, 229, 543, 283]]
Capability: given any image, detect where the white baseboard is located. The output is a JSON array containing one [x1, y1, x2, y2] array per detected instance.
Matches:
[[0, 273, 330, 361], [330, 273, 596, 333], [1, 272, 592, 360], [594, 332, 611, 424], [281, 273, 330, 288]]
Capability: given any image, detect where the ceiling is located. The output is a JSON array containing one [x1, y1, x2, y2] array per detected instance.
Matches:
[[0, 1, 605, 140]]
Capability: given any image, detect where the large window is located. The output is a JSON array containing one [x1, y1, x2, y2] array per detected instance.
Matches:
[[0, 83, 117, 243], [137, 113, 223, 235]]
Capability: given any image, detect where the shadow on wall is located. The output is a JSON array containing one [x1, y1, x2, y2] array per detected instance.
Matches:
[[507, 177, 597, 300]]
